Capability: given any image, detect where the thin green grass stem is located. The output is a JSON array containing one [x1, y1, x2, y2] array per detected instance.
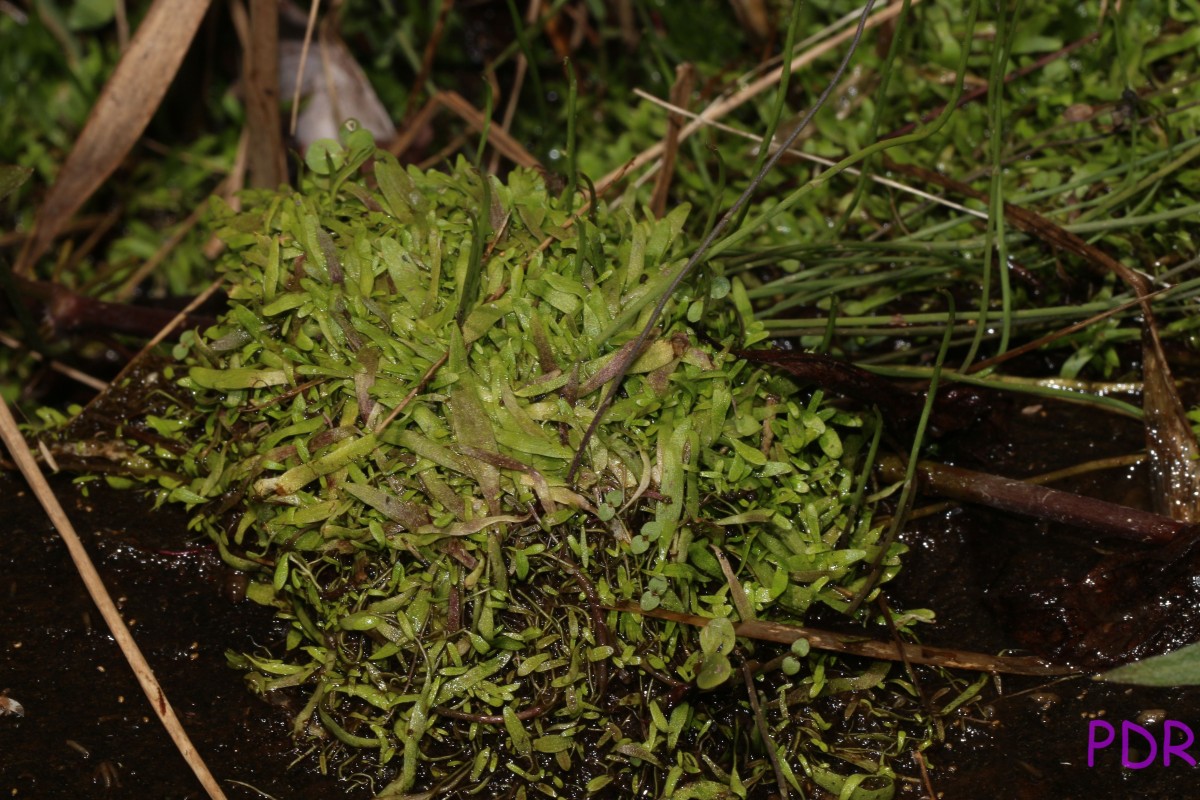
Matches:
[[1029, 133, 1200, 209], [831, 0, 912, 236], [864, 364, 1145, 419], [734, 0, 805, 231], [847, 293, 955, 616], [742, 257, 946, 294], [889, 133, 1200, 250], [1060, 138, 1200, 225], [563, 58, 578, 212], [700, 143, 728, 242], [761, 267, 949, 314], [503, 0, 548, 123], [711, 0, 981, 259], [487, 0, 574, 71], [761, 298, 1122, 329], [962, 0, 1017, 370]]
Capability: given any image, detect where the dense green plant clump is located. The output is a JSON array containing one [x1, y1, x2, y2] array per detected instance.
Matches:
[[126, 130, 917, 796]]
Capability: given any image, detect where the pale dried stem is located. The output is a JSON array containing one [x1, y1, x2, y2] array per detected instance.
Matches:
[[408, 0, 456, 117], [388, 91, 542, 170], [287, 0, 322, 136], [649, 63, 695, 219], [374, 351, 450, 434], [633, 88, 985, 219], [113, 0, 129, 50], [0, 215, 110, 249], [593, 0, 921, 197], [441, 89, 541, 169]]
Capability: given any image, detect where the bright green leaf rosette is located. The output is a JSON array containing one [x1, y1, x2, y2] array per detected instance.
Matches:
[[149, 130, 909, 795]]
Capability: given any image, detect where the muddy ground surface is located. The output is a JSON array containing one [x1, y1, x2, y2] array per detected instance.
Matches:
[[3, 394, 1200, 798], [0, 474, 355, 799]]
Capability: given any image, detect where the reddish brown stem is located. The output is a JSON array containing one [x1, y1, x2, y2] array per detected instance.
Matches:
[[435, 695, 557, 725], [885, 157, 1200, 525], [14, 277, 216, 339], [615, 602, 1072, 676], [878, 456, 1192, 545]]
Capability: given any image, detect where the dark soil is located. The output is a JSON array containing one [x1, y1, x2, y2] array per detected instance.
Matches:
[[3, 393, 1200, 798], [0, 474, 362, 800]]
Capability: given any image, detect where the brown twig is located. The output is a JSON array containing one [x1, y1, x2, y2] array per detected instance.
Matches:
[[489, 0, 544, 175], [438, 90, 542, 170], [284, 0, 320, 137], [965, 289, 1169, 374], [613, 602, 1074, 676], [592, 0, 918, 197], [434, 695, 558, 725], [387, 92, 441, 160], [390, 91, 543, 171], [649, 63, 695, 219], [633, 88, 986, 219], [901, 452, 1148, 523], [877, 455, 1192, 544], [913, 746, 937, 800], [373, 351, 449, 434], [0, 214, 112, 250], [416, 132, 470, 170], [13, 276, 216, 338], [407, 0, 455, 117], [548, 553, 612, 701]]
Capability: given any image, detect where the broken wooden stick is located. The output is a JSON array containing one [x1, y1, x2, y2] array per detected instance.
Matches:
[[877, 455, 1193, 545]]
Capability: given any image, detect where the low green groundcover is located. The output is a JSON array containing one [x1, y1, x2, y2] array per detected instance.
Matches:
[[95, 129, 919, 797]]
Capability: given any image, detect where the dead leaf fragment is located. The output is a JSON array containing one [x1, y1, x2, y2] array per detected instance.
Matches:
[[16, 0, 214, 276], [0, 694, 24, 718]]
